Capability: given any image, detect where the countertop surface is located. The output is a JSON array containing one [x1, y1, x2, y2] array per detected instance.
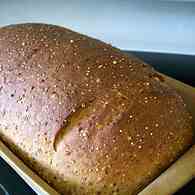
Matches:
[[0, 51, 194, 195]]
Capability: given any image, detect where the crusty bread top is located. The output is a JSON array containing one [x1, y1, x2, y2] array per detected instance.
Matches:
[[0, 23, 193, 194]]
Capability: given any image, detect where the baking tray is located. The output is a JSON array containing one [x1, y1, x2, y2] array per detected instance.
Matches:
[[0, 73, 194, 195]]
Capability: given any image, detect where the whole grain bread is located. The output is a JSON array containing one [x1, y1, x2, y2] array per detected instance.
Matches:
[[0, 23, 193, 195]]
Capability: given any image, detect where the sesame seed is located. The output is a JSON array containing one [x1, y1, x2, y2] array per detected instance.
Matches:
[[150, 132, 153, 136], [119, 129, 123, 133], [138, 145, 142, 149], [98, 64, 103, 69], [81, 103, 86, 108], [70, 39, 74, 43], [114, 146, 117, 150], [82, 131, 88, 138], [22, 42, 25, 46], [127, 136, 132, 141], [51, 92, 58, 98], [155, 123, 159, 127], [113, 84, 117, 88], [96, 78, 101, 83], [169, 132, 174, 135], [112, 60, 117, 64], [144, 126, 149, 130], [129, 115, 133, 119], [104, 101, 108, 106], [70, 160, 75, 164], [130, 142, 134, 145]]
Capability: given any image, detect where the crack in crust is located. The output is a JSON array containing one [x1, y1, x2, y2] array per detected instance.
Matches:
[[53, 89, 131, 152], [53, 99, 95, 151]]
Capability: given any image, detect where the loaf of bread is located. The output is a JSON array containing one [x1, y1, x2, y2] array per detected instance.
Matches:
[[0, 23, 193, 195]]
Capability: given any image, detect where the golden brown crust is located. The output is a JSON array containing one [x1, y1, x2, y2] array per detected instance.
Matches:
[[0, 23, 193, 194]]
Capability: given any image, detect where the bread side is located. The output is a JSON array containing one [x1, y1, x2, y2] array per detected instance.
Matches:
[[0, 23, 193, 194]]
